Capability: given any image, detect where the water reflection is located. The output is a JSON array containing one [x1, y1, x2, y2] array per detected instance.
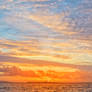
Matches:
[[0, 82, 92, 92]]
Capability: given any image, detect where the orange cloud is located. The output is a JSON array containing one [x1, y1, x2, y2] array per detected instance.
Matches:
[[53, 54, 71, 59], [0, 64, 92, 82], [0, 63, 92, 82]]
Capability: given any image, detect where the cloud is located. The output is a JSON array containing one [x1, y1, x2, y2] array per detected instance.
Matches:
[[29, 14, 77, 35], [0, 64, 39, 77], [0, 64, 92, 82], [0, 39, 73, 61], [0, 54, 92, 72], [0, 0, 92, 82]]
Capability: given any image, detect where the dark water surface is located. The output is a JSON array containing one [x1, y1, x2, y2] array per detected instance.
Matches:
[[0, 82, 92, 92]]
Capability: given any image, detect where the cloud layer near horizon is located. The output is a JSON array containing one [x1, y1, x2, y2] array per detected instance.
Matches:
[[0, 63, 92, 82]]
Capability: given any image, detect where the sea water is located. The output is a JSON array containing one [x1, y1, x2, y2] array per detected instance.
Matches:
[[0, 82, 92, 92]]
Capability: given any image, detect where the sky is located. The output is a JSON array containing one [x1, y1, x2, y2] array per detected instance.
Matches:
[[0, 0, 92, 82]]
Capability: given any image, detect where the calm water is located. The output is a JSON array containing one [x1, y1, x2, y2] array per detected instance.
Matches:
[[0, 82, 92, 92]]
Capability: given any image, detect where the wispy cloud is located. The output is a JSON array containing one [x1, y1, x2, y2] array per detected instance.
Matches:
[[0, 0, 92, 82]]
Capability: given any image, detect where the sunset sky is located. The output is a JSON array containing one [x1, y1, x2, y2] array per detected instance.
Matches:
[[0, 0, 92, 82]]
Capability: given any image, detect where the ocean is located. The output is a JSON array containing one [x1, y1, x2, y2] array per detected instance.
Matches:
[[0, 82, 92, 92]]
